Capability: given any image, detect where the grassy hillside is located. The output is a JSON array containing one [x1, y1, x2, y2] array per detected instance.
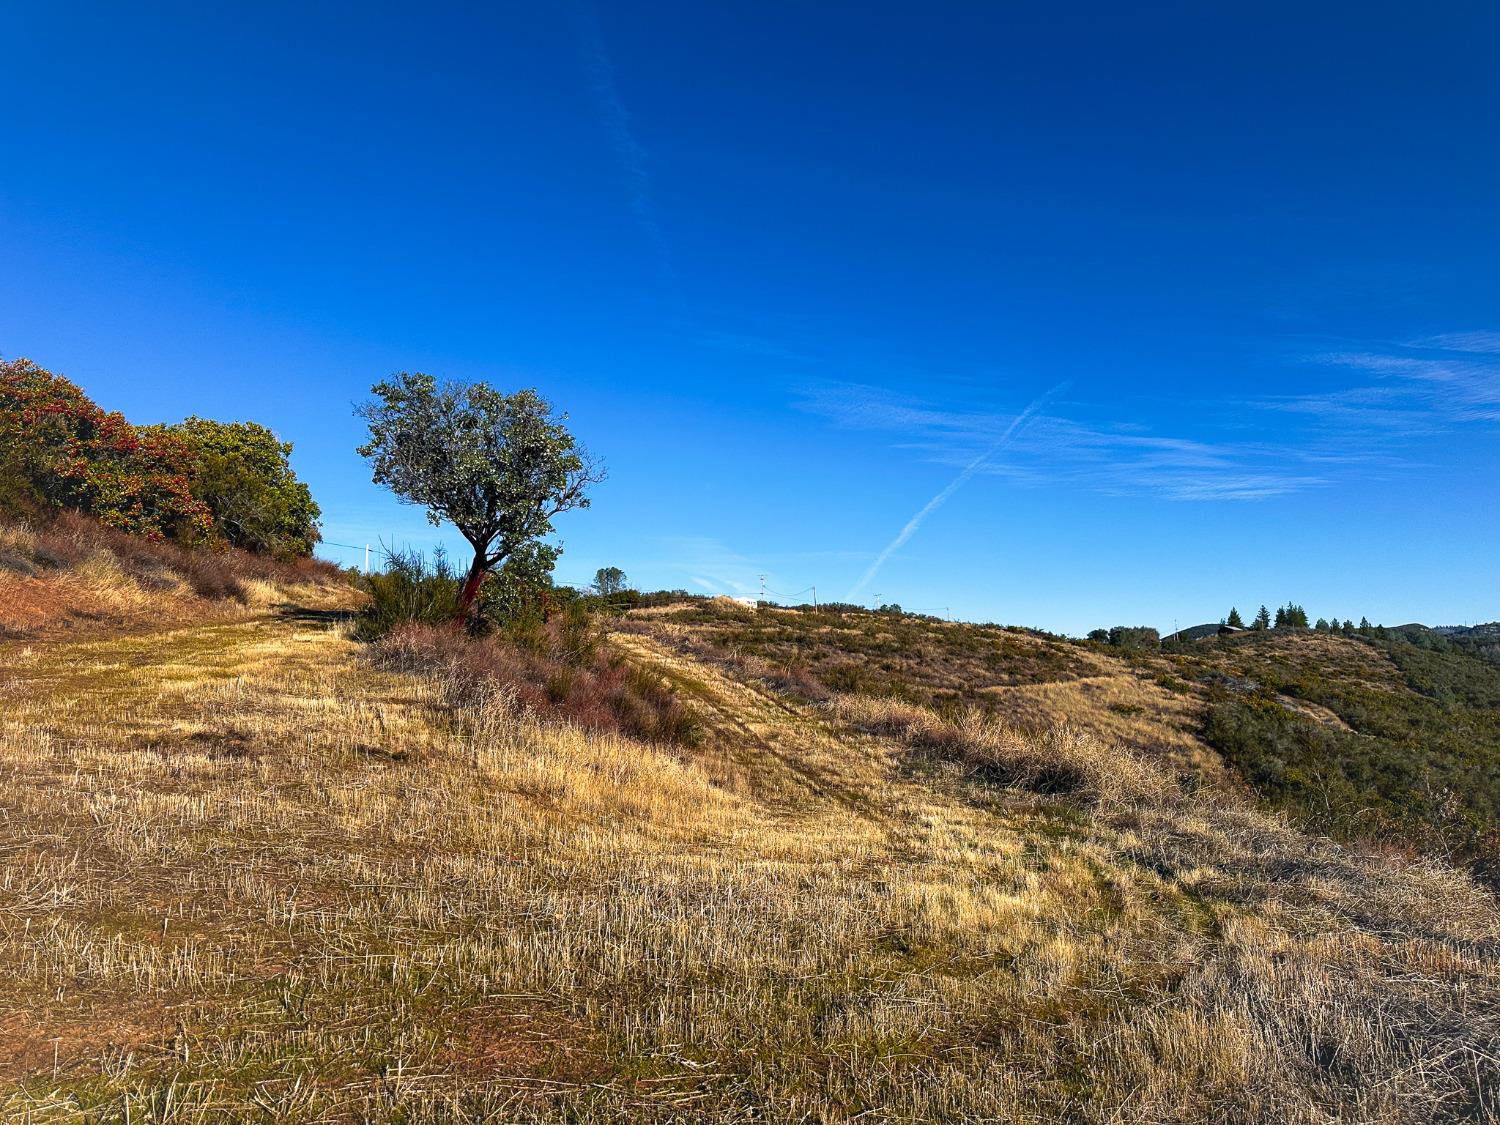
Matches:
[[624, 600, 1224, 779], [2, 582, 1498, 1119], [1167, 630, 1500, 883], [631, 600, 1500, 885]]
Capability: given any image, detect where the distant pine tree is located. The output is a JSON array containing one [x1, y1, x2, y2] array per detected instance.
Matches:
[[1359, 616, 1373, 634], [1274, 606, 1288, 628], [1227, 607, 1245, 628], [1315, 617, 1330, 631], [1342, 619, 1355, 634], [1253, 605, 1271, 631], [1286, 604, 1309, 628]]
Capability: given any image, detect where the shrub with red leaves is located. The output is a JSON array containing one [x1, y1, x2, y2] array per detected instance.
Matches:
[[0, 357, 212, 542]]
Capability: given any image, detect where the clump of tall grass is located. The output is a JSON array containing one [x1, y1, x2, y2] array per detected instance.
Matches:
[[352, 546, 463, 640], [834, 694, 1173, 808], [376, 621, 699, 747]]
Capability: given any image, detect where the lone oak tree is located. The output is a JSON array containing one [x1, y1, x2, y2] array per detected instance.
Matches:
[[357, 374, 602, 625]]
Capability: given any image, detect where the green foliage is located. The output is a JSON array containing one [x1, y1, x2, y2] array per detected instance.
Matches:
[[1272, 603, 1308, 629], [365, 560, 698, 747], [1252, 606, 1271, 631], [1107, 626, 1160, 649], [356, 374, 603, 620], [1226, 607, 1245, 629], [1191, 636, 1500, 884], [1383, 637, 1500, 709], [0, 357, 211, 541], [354, 548, 463, 640], [0, 358, 320, 558], [593, 566, 628, 596], [157, 417, 321, 557], [474, 539, 566, 644], [1204, 691, 1398, 830], [1392, 623, 1500, 671], [358, 540, 571, 644]]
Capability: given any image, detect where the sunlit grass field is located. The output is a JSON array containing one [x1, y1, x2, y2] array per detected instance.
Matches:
[[2, 592, 1497, 1121]]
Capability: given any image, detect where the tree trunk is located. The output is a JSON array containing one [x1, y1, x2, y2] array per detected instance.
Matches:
[[455, 554, 488, 628]]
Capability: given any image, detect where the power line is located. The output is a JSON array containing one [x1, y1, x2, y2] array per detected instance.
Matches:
[[317, 539, 371, 573]]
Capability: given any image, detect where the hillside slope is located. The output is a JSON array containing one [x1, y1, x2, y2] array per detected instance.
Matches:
[[628, 601, 1500, 883], [2, 596, 1497, 1120], [0, 514, 350, 640]]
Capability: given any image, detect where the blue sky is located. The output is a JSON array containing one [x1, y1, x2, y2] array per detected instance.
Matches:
[[3, 2, 1497, 634]]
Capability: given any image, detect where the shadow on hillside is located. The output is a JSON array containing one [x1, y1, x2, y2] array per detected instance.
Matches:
[[275, 604, 358, 627]]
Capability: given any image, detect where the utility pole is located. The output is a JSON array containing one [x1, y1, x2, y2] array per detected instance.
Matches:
[[812, 585, 817, 609], [759, 574, 766, 607], [364, 544, 370, 574]]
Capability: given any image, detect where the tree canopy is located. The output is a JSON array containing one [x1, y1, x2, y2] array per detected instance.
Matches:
[[594, 566, 628, 596], [157, 417, 321, 557], [357, 374, 602, 621]]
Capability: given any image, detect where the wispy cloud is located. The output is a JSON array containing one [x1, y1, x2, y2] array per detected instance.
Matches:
[[1410, 330, 1500, 355], [649, 537, 764, 597], [803, 328, 1500, 514], [1266, 332, 1500, 427], [572, 4, 675, 283], [847, 385, 1063, 599], [798, 383, 1334, 504]]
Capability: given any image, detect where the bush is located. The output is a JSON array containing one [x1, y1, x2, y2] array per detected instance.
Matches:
[[374, 621, 698, 746], [1107, 626, 1160, 649], [354, 548, 462, 640], [356, 545, 580, 643], [0, 357, 211, 541], [156, 417, 321, 557], [1, 358, 321, 561], [1200, 681, 1500, 887], [357, 547, 696, 745]]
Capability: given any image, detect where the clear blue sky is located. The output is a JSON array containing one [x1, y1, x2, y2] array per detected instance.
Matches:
[[4, 2, 1497, 634]]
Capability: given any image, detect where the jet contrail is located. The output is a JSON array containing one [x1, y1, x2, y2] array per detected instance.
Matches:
[[573, 4, 676, 286], [847, 384, 1067, 601]]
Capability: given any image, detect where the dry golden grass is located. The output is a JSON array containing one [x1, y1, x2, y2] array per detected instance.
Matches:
[[623, 602, 1230, 788], [0, 515, 351, 641], [976, 668, 1226, 779], [0, 606, 1497, 1120]]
